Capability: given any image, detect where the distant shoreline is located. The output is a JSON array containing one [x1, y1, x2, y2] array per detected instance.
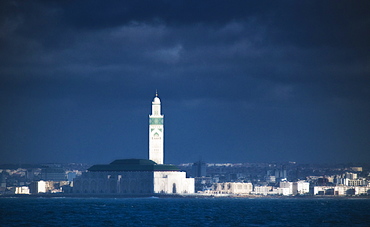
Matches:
[[1, 193, 369, 199]]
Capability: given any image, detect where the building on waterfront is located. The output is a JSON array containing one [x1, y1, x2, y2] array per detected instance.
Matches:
[[252, 180, 310, 196], [333, 172, 368, 186], [73, 93, 194, 195], [15, 186, 30, 194], [279, 180, 310, 195], [253, 186, 272, 196], [29, 180, 47, 193], [252, 185, 292, 196], [294, 181, 310, 195], [73, 159, 194, 194], [279, 181, 294, 195], [28, 180, 69, 194], [314, 185, 370, 196], [336, 178, 367, 186], [209, 182, 253, 195]]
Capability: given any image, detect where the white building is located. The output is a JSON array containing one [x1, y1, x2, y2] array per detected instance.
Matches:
[[279, 181, 293, 195], [29, 180, 69, 194], [74, 159, 194, 194], [279, 181, 310, 196], [294, 181, 310, 195], [149, 92, 164, 164], [253, 180, 310, 196], [314, 185, 370, 196], [345, 172, 357, 180], [276, 187, 290, 196], [154, 171, 194, 194], [29, 180, 47, 193], [253, 186, 272, 195], [336, 177, 367, 186], [15, 186, 30, 194], [209, 182, 253, 195], [73, 92, 194, 195]]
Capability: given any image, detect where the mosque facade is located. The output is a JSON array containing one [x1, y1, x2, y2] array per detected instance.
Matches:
[[73, 93, 194, 195]]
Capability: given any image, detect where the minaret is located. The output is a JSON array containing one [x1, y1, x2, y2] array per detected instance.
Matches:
[[149, 91, 164, 164]]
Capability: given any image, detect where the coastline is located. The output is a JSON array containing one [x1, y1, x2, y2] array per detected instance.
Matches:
[[1, 193, 369, 199]]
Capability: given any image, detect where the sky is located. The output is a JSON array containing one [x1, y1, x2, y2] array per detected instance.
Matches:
[[0, 1, 369, 165]]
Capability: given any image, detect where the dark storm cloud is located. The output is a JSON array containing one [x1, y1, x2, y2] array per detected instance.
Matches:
[[0, 0, 369, 164], [61, 1, 266, 28]]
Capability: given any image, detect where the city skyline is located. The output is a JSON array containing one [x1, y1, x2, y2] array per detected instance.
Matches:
[[0, 1, 369, 165]]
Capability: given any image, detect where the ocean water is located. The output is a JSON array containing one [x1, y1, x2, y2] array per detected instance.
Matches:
[[0, 197, 369, 226]]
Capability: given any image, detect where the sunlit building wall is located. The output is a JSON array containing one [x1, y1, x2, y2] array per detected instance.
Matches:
[[15, 186, 30, 194], [279, 181, 293, 195]]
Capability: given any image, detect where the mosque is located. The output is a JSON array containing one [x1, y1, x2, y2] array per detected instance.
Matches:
[[73, 93, 194, 195]]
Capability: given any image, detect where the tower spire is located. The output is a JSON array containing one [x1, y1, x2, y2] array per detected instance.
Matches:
[[156, 89, 158, 97]]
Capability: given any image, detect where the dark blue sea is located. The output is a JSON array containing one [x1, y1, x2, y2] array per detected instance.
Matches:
[[0, 197, 369, 226]]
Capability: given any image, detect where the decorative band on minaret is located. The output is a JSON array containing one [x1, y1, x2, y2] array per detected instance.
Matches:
[[149, 92, 164, 164]]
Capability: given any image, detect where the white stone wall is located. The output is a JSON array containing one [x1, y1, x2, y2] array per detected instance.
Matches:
[[154, 171, 194, 194]]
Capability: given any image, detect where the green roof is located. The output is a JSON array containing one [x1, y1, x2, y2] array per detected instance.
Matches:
[[88, 159, 179, 172], [110, 159, 156, 165]]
